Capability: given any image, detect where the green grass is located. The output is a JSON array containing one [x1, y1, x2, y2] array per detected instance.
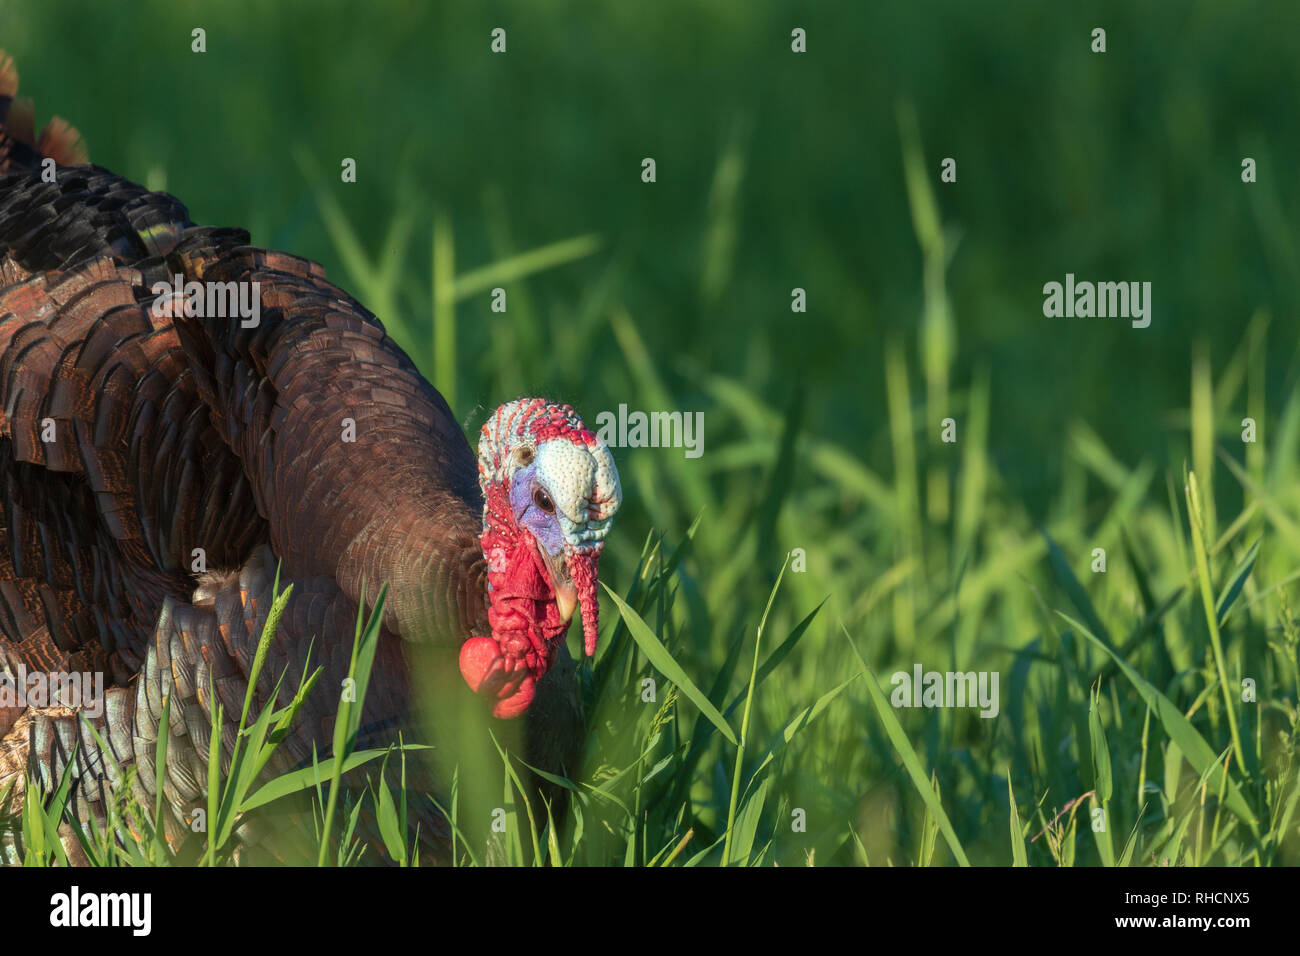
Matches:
[[6, 124, 1299, 866]]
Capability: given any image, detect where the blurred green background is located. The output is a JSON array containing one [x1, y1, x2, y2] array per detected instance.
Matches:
[[11, 0, 1300, 510], [7, 0, 1300, 865]]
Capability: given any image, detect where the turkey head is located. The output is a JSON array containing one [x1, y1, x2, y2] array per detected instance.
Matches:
[[461, 399, 622, 718]]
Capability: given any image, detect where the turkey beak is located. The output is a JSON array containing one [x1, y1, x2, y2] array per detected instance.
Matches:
[[538, 544, 577, 623], [555, 581, 578, 623]]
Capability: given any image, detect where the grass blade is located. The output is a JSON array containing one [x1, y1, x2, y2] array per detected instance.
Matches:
[[841, 624, 970, 866], [602, 583, 737, 745]]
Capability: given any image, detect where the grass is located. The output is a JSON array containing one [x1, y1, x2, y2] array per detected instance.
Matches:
[[3, 24, 1300, 862]]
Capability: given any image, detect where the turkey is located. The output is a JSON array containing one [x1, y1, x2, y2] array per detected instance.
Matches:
[[0, 53, 622, 863]]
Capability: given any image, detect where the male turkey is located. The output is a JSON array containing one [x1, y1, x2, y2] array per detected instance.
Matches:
[[0, 53, 621, 861]]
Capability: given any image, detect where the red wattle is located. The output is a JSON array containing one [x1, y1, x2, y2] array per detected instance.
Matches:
[[464, 482, 571, 718], [459, 635, 538, 718], [491, 676, 536, 719], [458, 636, 503, 694]]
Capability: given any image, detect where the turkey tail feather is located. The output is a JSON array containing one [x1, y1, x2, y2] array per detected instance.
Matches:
[[0, 51, 88, 175]]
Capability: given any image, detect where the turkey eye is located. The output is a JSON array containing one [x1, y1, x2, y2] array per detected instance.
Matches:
[[532, 488, 555, 514]]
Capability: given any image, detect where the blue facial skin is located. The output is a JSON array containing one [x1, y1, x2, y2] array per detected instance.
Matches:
[[510, 461, 567, 556]]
